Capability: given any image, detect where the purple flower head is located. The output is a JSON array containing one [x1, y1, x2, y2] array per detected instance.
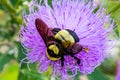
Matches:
[[20, 0, 114, 79]]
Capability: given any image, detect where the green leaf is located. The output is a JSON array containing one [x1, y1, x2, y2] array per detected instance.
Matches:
[[15, 41, 28, 69], [74, 71, 81, 80], [100, 0, 120, 38], [100, 58, 117, 75], [15, 42, 26, 62], [18, 63, 48, 80], [0, 53, 14, 72], [18, 71, 45, 80], [0, 62, 19, 80], [87, 68, 109, 80]]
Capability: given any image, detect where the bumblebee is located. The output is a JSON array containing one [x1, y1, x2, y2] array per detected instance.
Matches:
[[52, 28, 82, 66], [35, 18, 82, 67]]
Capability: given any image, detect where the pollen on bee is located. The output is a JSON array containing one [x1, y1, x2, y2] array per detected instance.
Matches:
[[84, 48, 89, 52]]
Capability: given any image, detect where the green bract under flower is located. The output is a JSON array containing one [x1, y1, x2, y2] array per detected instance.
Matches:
[[20, 0, 114, 80]]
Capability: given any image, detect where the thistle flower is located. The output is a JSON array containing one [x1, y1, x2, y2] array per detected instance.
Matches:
[[20, 0, 114, 79]]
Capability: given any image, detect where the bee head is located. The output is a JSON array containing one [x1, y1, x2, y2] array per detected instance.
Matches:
[[46, 44, 61, 60]]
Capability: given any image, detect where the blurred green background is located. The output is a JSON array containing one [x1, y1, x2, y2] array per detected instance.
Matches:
[[0, 0, 120, 80]]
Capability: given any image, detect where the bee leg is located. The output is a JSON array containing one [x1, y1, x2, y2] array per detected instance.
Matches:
[[64, 49, 81, 65], [69, 53, 81, 65], [61, 55, 64, 67]]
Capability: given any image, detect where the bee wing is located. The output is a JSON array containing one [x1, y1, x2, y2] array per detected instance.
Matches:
[[70, 43, 82, 54], [35, 18, 55, 46]]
